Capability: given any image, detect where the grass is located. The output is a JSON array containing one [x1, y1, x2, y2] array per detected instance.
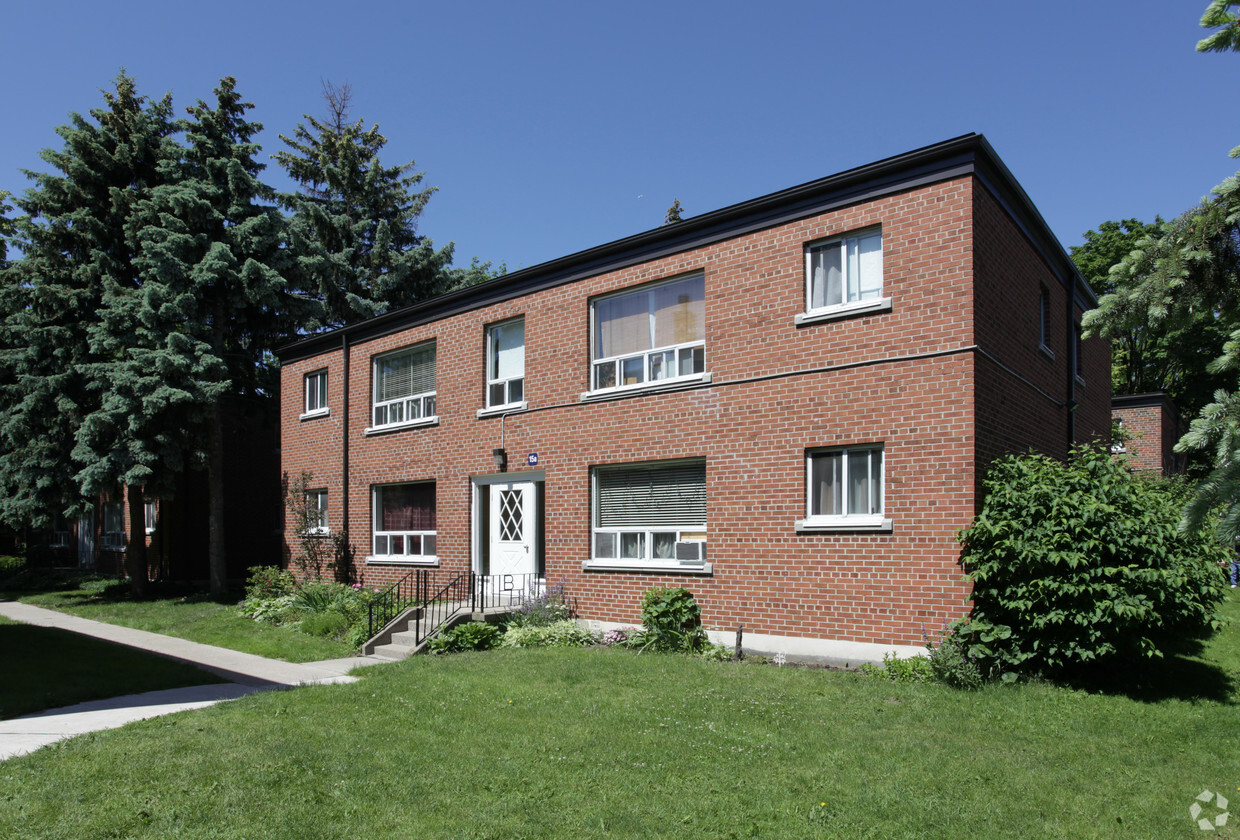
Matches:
[[0, 616, 226, 719], [1, 594, 1238, 838], [1, 574, 355, 663]]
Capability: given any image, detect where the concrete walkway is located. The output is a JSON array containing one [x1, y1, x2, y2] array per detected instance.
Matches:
[[0, 601, 386, 760]]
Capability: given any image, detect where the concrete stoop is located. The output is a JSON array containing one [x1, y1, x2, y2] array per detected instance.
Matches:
[[365, 604, 511, 660]]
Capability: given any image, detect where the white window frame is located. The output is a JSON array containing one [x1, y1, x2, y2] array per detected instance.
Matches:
[[101, 501, 125, 550], [796, 228, 889, 325], [479, 317, 527, 416], [585, 274, 709, 400], [144, 500, 157, 535], [51, 513, 70, 548], [587, 459, 710, 573], [796, 445, 892, 532], [306, 489, 329, 536], [301, 369, 329, 419], [367, 341, 438, 434], [369, 482, 437, 564]]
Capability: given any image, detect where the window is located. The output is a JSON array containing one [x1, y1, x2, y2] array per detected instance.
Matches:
[[51, 513, 70, 548], [590, 460, 708, 570], [102, 501, 125, 550], [485, 318, 525, 410], [303, 369, 328, 417], [800, 229, 886, 322], [590, 274, 706, 395], [306, 489, 328, 535], [371, 483, 436, 561], [798, 446, 890, 531], [371, 342, 437, 431], [144, 500, 157, 535], [1039, 286, 1054, 356], [1073, 322, 1084, 382]]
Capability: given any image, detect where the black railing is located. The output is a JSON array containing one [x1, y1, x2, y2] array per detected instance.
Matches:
[[414, 571, 471, 646], [368, 568, 444, 639], [472, 572, 541, 612]]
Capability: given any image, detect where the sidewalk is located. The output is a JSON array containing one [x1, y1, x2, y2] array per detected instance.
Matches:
[[0, 601, 386, 760]]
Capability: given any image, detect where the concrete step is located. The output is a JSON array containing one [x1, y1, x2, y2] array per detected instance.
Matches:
[[372, 643, 416, 661], [389, 630, 422, 647]]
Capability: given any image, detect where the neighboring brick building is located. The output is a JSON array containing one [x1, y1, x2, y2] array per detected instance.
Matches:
[[277, 134, 1110, 661], [1111, 392, 1184, 475]]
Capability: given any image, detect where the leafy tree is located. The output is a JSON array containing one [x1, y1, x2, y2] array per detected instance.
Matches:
[[0, 74, 179, 593], [1084, 3, 1240, 536], [276, 82, 455, 329], [665, 198, 684, 224], [1071, 218, 1229, 417], [956, 447, 1228, 681]]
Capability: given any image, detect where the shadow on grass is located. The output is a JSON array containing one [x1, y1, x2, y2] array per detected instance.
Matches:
[[0, 570, 240, 608], [1061, 640, 1237, 704]]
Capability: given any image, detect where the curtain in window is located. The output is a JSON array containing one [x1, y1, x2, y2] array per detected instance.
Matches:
[[379, 484, 436, 530], [849, 233, 882, 301], [596, 461, 706, 528], [810, 246, 843, 310], [596, 291, 651, 359], [810, 452, 843, 516], [651, 276, 705, 347], [490, 321, 525, 380], [377, 343, 436, 401]]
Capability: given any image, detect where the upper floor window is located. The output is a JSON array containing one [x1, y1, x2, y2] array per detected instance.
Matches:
[[590, 274, 705, 396], [1073, 322, 1084, 382], [51, 512, 70, 548], [1039, 286, 1054, 357], [589, 459, 708, 571], [371, 482, 436, 562], [797, 445, 890, 532], [303, 369, 328, 418], [799, 229, 886, 323], [102, 501, 125, 550], [371, 341, 437, 432], [486, 318, 525, 410]]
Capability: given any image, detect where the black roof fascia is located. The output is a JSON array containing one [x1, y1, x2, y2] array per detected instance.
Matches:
[[1112, 392, 1175, 409], [278, 132, 1088, 363]]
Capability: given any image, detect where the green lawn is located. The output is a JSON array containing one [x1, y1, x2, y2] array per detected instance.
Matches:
[[1, 595, 1238, 839], [0, 616, 226, 719], [3, 575, 355, 663]]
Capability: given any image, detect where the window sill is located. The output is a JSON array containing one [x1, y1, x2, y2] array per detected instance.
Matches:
[[795, 297, 892, 326], [581, 372, 712, 403], [364, 416, 439, 436], [582, 560, 713, 575], [364, 556, 439, 567], [1039, 344, 1055, 360], [795, 517, 893, 533], [306, 527, 331, 537], [477, 401, 529, 419], [299, 408, 330, 421], [1074, 374, 1086, 388]]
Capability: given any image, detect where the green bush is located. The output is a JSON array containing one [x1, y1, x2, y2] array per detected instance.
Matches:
[[428, 622, 502, 654], [506, 582, 572, 628], [638, 587, 706, 653], [301, 610, 348, 637], [858, 653, 934, 683], [958, 446, 1229, 680], [925, 622, 984, 690], [0, 555, 26, 577], [239, 594, 297, 624], [244, 566, 296, 600], [499, 620, 598, 649]]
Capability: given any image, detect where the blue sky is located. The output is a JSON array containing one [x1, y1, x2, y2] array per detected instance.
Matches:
[[2, 1, 1235, 272]]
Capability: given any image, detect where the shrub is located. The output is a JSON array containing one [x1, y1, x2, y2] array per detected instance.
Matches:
[[292, 581, 352, 615], [957, 446, 1229, 680], [601, 627, 636, 646], [858, 653, 934, 683], [301, 610, 348, 637], [499, 620, 598, 648], [245, 566, 296, 600], [925, 621, 985, 690], [239, 594, 297, 624], [696, 642, 735, 662], [638, 587, 706, 653], [506, 582, 573, 628], [428, 622, 502, 654], [0, 555, 26, 578]]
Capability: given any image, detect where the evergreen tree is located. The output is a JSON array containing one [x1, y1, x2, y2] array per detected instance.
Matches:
[[0, 74, 178, 592], [276, 82, 454, 329], [665, 198, 684, 224]]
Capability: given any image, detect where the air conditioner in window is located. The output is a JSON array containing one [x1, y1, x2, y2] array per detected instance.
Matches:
[[674, 540, 705, 564]]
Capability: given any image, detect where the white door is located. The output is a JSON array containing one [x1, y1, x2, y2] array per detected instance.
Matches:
[[77, 512, 95, 569], [489, 481, 536, 578]]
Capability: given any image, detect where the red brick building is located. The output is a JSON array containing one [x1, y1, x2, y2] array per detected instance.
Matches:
[[277, 134, 1110, 661], [1111, 392, 1184, 475]]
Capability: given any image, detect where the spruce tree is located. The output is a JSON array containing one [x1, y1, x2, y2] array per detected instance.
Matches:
[[276, 82, 455, 329], [0, 75, 178, 594]]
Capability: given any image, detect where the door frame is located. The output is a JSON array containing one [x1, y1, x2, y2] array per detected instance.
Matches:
[[470, 470, 545, 579]]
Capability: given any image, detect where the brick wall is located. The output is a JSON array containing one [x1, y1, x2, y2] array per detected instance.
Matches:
[[280, 168, 1103, 649], [1112, 394, 1182, 475]]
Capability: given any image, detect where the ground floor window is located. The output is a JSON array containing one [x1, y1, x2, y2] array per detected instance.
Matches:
[[51, 513, 70, 548], [372, 482, 436, 560], [101, 501, 125, 550], [798, 444, 887, 531], [306, 489, 328, 535], [591, 459, 706, 569]]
